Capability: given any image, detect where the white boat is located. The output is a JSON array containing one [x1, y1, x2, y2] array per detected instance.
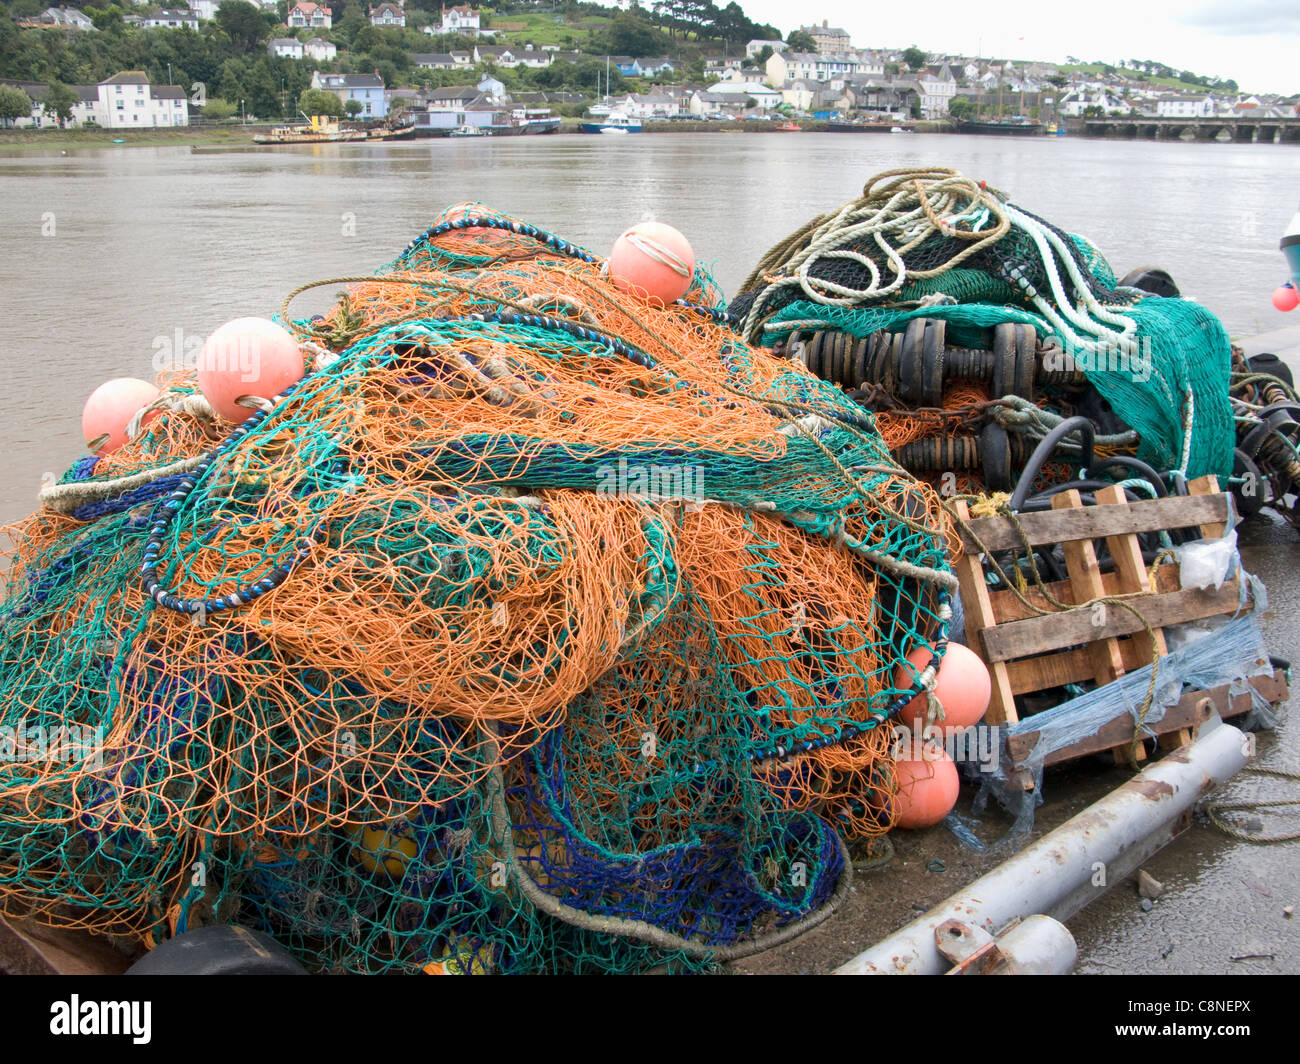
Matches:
[[599, 126, 630, 135], [579, 111, 643, 134], [448, 125, 487, 138]]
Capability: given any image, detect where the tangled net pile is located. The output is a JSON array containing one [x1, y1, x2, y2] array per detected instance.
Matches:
[[730, 167, 1236, 489], [0, 204, 956, 973]]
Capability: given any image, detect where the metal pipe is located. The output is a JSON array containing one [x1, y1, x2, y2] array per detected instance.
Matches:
[[835, 717, 1249, 974], [994, 915, 1078, 974]]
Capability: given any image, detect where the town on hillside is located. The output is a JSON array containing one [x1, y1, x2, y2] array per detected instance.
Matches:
[[1, 1, 1296, 134]]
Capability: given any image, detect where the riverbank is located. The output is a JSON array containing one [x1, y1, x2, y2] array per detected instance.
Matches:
[[0, 126, 262, 150], [4, 119, 960, 148]]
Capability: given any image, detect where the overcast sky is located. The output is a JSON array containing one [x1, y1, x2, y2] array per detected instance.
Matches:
[[736, 0, 1300, 95]]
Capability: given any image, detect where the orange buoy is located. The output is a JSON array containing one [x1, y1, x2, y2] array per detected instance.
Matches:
[[81, 378, 161, 455], [607, 221, 694, 305], [197, 317, 304, 423], [894, 641, 991, 733], [1272, 283, 1299, 312], [892, 744, 959, 829]]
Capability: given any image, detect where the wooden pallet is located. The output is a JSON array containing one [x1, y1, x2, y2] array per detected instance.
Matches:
[[953, 475, 1286, 782]]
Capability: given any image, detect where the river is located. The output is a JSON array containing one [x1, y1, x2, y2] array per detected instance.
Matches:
[[1, 132, 1297, 522], [0, 131, 1297, 974]]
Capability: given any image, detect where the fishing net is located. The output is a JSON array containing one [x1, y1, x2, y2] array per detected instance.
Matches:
[[0, 205, 956, 973], [731, 167, 1235, 484]]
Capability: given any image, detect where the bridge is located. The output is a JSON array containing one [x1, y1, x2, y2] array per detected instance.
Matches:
[[1077, 115, 1300, 143]]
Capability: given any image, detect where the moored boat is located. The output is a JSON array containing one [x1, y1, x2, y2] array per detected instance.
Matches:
[[957, 116, 1043, 136], [579, 111, 642, 134]]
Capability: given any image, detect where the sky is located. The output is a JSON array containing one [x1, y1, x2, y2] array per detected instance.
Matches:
[[734, 0, 1300, 95]]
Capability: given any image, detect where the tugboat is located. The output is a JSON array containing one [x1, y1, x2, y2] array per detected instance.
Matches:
[[253, 115, 415, 145]]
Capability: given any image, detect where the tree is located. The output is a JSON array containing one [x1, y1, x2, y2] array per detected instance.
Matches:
[[605, 10, 662, 56], [298, 87, 343, 116], [201, 98, 238, 119], [0, 85, 31, 126], [948, 95, 975, 120], [216, 0, 273, 53], [786, 30, 817, 53], [42, 82, 77, 126], [754, 45, 773, 68], [345, 98, 364, 117], [903, 46, 927, 71]]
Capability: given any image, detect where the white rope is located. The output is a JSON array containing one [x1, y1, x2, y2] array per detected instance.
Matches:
[[623, 231, 691, 278]]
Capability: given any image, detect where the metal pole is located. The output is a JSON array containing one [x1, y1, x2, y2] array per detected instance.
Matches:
[[836, 717, 1250, 974]]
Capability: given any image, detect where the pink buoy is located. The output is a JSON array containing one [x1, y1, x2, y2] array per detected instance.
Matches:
[[82, 378, 160, 455], [894, 641, 991, 733], [1272, 283, 1299, 312], [891, 744, 960, 829], [197, 317, 305, 423], [607, 221, 694, 306]]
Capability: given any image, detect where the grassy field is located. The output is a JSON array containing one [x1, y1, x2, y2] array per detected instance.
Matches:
[[0, 125, 263, 150], [1057, 63, 1216, 94], [485, 7, 611, 50]]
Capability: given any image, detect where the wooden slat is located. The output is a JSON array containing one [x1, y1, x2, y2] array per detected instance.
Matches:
[[953, 499, 1018, 725], [960, 492, 1228, 553], [1054, 489, 1137, 765], [1006, 637, 1153, 694], [988, 565, 1180, 624], [1097, 483, 1184, 753], [1003, 671, 1289, 768], [1055, 489, 1127, 679], [980, 579, 1243, 663]]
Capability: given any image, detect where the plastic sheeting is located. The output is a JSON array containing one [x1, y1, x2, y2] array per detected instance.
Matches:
[[968, 613, 1279, 844]]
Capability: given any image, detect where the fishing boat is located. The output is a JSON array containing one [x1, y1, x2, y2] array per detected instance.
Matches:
[[957, 115, 1043, 136]]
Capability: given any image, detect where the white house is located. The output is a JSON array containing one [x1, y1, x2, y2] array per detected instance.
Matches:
[[304, 37, 336, 61], [268, 38, 304, 59], [415, 53, 458, 70], [706, 80, 782, 109], [1156, 93, 1215, 118], [311, 71, 386, 117], [440, 4, 480, 34], [144, 9, 199, 30], [287, 2, 332, 29], [781, 78, 826, 112], [369, 2, 404, 27], [765, 51, 880, 88], [96, 72, 189, 127], [0, 80, 93, 128], [918, 64, 955, 117], [746, 39, 786, 59]]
